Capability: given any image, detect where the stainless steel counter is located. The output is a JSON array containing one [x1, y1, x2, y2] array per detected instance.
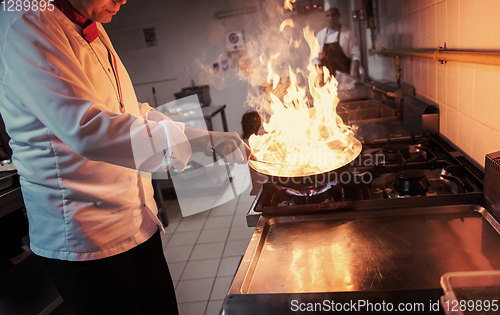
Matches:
[[225, 203, 500, 314]]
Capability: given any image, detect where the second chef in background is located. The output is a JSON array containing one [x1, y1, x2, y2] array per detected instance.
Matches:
[[315, 1, 361, 78]]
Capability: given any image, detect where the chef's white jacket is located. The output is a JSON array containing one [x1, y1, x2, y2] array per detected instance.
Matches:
[[0, 8, 191, 260], [313, 26, 361, 65]]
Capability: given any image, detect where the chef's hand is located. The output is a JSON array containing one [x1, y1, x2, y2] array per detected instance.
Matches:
[[184, 127, 255, 164]]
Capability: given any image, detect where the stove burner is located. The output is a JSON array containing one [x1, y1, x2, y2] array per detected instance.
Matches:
[[269, 182, 345, 206], [284, 182, 334, 197], [270, 189, 334, 206], [382, 144, 410, 162], [393, 169, 430, 196]]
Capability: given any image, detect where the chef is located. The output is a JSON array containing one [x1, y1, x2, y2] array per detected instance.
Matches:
[[314, 1, 361, 78], [0, 0, 251, 314]]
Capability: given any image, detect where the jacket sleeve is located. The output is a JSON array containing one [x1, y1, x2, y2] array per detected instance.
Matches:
[[346, 29, 361, 61], [0, 12, 191, 172]]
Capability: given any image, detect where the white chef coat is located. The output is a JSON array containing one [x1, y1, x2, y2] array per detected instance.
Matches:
[[313, 26, 361, 65], [0, 8, 191, 261]]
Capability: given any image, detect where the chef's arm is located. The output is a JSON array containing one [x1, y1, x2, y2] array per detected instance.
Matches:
[[138, 103, 253, 164], [0, 16, 192, 172], [183, 127, 254, 164]]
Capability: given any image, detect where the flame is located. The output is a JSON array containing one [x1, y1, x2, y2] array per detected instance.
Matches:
[[248, 24, 361, 177], [279, 19, 295, 32], [284, 0, 296, 11]]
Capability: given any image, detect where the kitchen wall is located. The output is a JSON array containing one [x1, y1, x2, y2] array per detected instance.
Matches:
[[105, 0, 331, 134], [366, 0, 500, 167]]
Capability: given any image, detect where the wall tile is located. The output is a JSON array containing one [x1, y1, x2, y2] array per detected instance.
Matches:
[[457, 113, 473, 154], [446, 0, 459, 49], [402, 0, 412, 16], [413, 58, 423, 93], [421, 58, 429, 96], [471, 120, 493, 167], [436, 61, 446, 104], [491, 130, 500, 156], [428, 59, 437, 100], [458, 63, 474, 117], [491, 66, 500, 133], [426, 5, 437, 48], [473, 0, 495, 50], [420, 6, 428, 47], [446, 62, 459, 110], [403, 57, 414, 86], [458, 0, 474, 49], [472, 64, 493, 129], [412, 11, 421, 48], [395, 20, 403, 48], [401, 17, 409, 49], [387, 22, 396, 48], [446, 107, 458, 145], [496, 0, 500, 51], [436, 1, 446, 48], [440, 103, 448, 137], [412, 0, 421, 12]]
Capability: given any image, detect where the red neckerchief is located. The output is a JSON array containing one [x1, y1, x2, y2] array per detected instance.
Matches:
[[53, 0, 98, 43]]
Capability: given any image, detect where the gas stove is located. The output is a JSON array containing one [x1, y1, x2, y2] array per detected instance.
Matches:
[[225, 132, 500, 315], [224, 80, 500, 313], [246, 134, 485, 226]]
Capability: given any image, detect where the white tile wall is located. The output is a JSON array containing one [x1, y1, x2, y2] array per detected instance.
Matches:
[[474, 0, 495, 50], [496, 1, 500, 51], [491, 66, 500, 133], [446, 0, 459, 49], [446, 107, 458, 144], [458, 0, 474, 48], [367, 0, 500, 167], [457, 63, 474, 118], [436, 1, 446, 47], [445, 62, 459, 109], [472, 64, 492, 128]]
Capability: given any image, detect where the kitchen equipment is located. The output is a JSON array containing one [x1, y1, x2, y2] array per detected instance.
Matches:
[[174, 84, 211, 107], [251, 159, 294, 166], [225, 128, 500, 314], [404, 95, 439, 135], [0, 171, 23, 219], [0, 171, 15, 191], [440, 271, 500, 315], [248, 139, 362, 190]]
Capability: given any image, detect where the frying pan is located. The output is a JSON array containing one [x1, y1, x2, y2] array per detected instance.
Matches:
[[249, 138, 362, 190]]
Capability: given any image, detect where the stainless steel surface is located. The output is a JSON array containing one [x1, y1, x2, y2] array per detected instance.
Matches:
[[403, 95, 439, 135], [337, 83, 372, 103], [0, 186, 24, 219], [0, 172, 14, 191], [337, 99, 398, 123], [233, 204, 500, 295], [484, 151, 500, 220]]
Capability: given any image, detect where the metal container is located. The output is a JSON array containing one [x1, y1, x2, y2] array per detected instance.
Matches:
[[403, 95, 439, 135], [440, 271, 500, 315]]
